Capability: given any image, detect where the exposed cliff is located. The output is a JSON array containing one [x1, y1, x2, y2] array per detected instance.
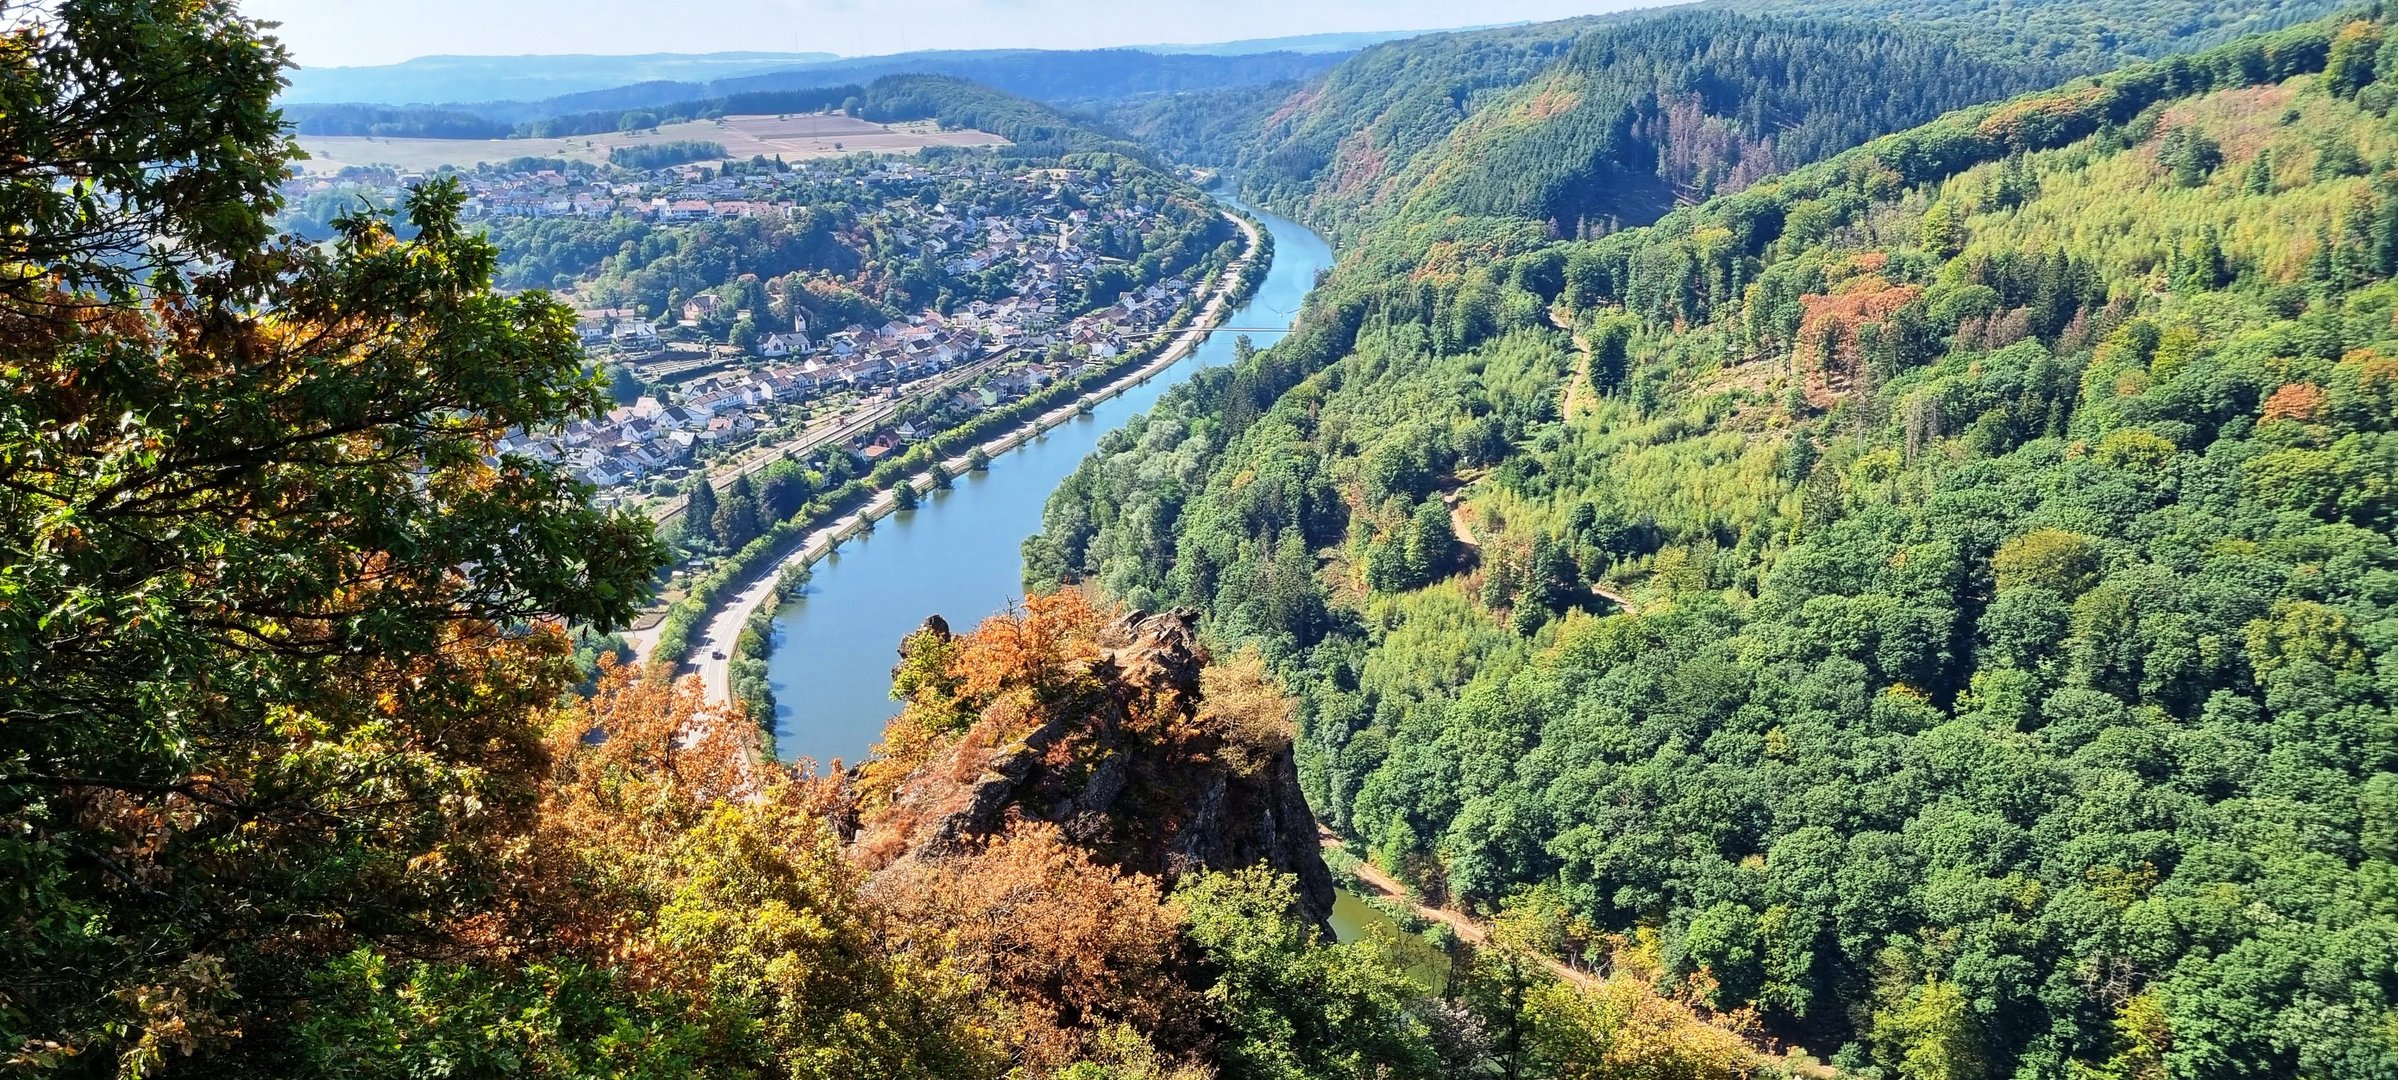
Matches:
[[849, 604, 1334, 928]]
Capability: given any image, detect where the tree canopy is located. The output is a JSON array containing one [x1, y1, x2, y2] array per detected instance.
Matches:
[[1032, 8, 2398, 1075]]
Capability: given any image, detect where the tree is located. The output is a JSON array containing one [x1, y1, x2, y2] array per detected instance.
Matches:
[[2326, 20, 2384, 97], [716, 472, 764, 549], [2171, 225, 2230, 291], [537, 665, 1011, 1078], [0, 0, 292, 302], [1921, 200, 1967, 258], [1872, 976, 1984, 1080], [2246, 147, 2275, 195], [760, 458, 813, 521], [684, 476, 723, 550], [0, 4, 662, 1068], [875, 825, 1202, 1072], [2157, 126, 2222, 187], [1174, 868, 1446, 1080], [1404, 499, 1461, 586], [1991, 527, 2101, 596]]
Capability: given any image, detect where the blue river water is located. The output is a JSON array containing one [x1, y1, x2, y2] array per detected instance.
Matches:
[[763, 198, 1334, 771]]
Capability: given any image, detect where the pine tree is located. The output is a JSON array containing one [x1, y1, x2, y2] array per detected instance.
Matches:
[[715, 472, 763, 550], [2374, 180, 2398, 275], [2338, 197, 2379, 289], [2159, 126, 2222, 188], [2246, 148, 2275, 195], [2173, 226, 2230, 292], [2307, 226, 2340, 292], [683, 479, 721, 551]]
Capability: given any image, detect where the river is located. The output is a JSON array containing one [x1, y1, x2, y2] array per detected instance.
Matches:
[[758, 196, 1433, 960], [762, 196, 1333, 770]]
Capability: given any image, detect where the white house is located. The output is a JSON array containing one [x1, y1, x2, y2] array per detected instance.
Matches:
[[759, 331, 811, 358]]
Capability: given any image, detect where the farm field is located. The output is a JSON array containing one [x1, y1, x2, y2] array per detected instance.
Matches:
[[296, 112, 1007, 172]]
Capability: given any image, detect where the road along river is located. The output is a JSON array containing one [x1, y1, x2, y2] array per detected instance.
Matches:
[[754, 197, 1331, 769], [665, 207, 1263, 705]]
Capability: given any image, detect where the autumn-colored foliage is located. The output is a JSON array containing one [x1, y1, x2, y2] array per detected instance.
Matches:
[[521, 662, 1012, 1077], [1974, 85, 2109, 151], [955, 590, 1111, 708], [874, 824, 1204, 1072], [2262, 380, 2329, 423], [1191, 648, 1297, 778], [1793, 273, 1925, 405]]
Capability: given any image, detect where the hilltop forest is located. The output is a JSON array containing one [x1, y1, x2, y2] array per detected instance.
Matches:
[[9, 0, 2398, 1078]]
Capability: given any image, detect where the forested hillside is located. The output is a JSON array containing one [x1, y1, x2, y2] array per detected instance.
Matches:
[[1235, 13, 2062, 245], [1202, 0, 2345, 246], [1031, 11, 2398, 1076], [851, 73, 1161, 161], [1721, 0, 2343, 67], [25, 0, 2398, 1077]]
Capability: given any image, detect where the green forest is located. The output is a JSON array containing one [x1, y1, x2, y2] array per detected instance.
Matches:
[[14, 0, 2398, 1077], [1203, 0, 2349, 248], [1031, 7, 2398, 1077], [1235, 13, 2062, 244]]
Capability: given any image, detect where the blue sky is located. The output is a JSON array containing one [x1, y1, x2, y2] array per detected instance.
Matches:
[[246, 0, 1657, 67]]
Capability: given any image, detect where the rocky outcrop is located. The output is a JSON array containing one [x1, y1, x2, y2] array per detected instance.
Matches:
[[859, 608, 1335, 928]]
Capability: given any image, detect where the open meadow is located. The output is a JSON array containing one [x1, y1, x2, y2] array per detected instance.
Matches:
[[296, 112, 1007, 172]]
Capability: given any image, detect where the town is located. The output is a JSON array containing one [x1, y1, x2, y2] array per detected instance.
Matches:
[[277, 144, 1229, 512]]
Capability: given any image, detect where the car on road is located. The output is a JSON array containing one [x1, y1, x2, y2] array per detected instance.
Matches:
[[711, 650, 726, 660]]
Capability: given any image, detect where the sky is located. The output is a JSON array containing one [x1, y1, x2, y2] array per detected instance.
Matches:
[[242, 0, 1645, 68]]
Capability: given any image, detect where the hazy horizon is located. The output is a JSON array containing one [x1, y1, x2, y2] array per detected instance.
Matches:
[[246, 0, 1658, 69]]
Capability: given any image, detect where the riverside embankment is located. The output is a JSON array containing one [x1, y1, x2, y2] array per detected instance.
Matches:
[[747, 198, 1330, 769]]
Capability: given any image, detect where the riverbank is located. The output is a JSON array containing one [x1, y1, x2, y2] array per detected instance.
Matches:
[[754, 199, 1326, 769], [642, 208, 1266, 712]]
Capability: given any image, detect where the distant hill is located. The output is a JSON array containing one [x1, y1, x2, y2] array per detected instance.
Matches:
[[283, 47, 1352, 138], [849, 73, 1159, 163], [280, 31, 1459, 110], [686, 48, 1346, 112], [280, 51, 839, 105], [1136, 28, 1487, 56]]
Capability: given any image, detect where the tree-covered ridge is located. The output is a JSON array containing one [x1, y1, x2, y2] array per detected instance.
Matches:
[[1719, 0, 2344, 68], [603, 139, 726, 170], [283, 48, 1347, 127], [1030, 11, 2398, 1076], [1425, 16, 2059, 232], [1216, 0, 2345, 249], [854, 73, 1162, 162], [1237, 12, 2067, 247]]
